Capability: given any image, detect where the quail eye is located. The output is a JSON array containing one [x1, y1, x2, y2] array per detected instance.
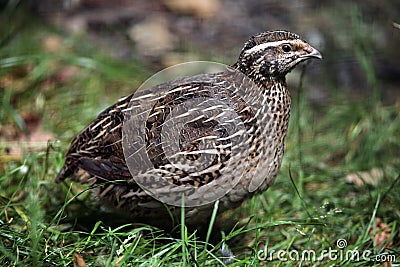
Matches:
[[281, 44, 292, 52]]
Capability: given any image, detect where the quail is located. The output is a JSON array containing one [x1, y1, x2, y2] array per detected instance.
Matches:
[[56, 30, 322, 227]]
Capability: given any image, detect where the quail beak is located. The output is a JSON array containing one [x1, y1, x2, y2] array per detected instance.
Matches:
[[301, 46, 323, 60]]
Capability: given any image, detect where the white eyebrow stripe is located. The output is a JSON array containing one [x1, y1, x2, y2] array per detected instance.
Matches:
[[244, 40, 294, 55]]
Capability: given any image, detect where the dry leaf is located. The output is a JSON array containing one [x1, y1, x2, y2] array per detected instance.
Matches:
[[345, 168, 384, 187], [369, 218, 393, 251], [163, 0, 220, 19], [74, 253, 86, 267], [0, 112, 55, 162], [128, 16, 175, 56], [114, 255, 124, 266], [42, 35, 63, 52]]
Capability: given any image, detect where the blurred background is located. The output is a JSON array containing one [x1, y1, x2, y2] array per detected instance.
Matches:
[[1, 0, 400, 139], [34, 0, 400, 99], [1, 0, 399, 265], [2, 0, 400, 135], [31, 0, 400, 101]]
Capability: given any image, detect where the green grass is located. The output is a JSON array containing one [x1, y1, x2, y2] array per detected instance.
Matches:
[[1, 4, 400, 267]]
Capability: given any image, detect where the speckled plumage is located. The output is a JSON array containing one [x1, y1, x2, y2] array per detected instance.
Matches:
[[56, 30, 321, 227]]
